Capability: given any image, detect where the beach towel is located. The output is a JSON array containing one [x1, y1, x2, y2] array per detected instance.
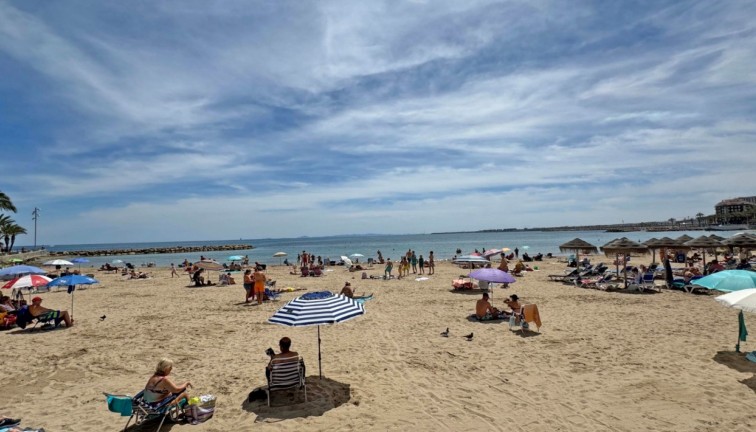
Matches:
[[415, 277, 429, 281], [522, 304, 542, 330]]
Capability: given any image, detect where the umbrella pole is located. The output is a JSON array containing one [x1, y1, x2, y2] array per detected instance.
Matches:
[[318, 325, 323, 380], [71, 289, 74, 319]]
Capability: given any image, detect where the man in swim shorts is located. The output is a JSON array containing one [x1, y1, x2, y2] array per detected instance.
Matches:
[[28, 297, 73, 327]]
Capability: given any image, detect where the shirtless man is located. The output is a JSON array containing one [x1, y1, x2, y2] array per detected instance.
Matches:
[[475, 293, 501, 319], [28, 297, 73, 327]]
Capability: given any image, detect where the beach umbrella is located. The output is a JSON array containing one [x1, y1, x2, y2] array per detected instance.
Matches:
[[349, 253, 364, 263], [676, 234, 694, 243], [684, 236, 723, 274], [269, 292, 365, 379], [452, 255, 489, 269], [227, 255, 244, 261], [482, 249, 502, 259], [693, 270, 756, 293], [47, 274, 99, 319], [71, 257, 90, 272], [714, 289, 756, 352], [721, 233, 756, 249], [272, 252, 287, 265], [340, 256, 353, 267], [642, 238, 660, 264], [559, 238, 598, 270], [2, 274, 52, 290], [708, 234, 726, 242], [111, 259, 124, 265], [468, 268, 515, 298], [194, 260, 224, 271], [469, 268, 516, 284], [0, 265, 46, 277], [602, 238, 648, 288], [43, 259, 74, 267]]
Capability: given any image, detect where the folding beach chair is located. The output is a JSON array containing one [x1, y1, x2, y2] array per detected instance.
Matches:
[[267, 356, 307, 407], [509, 304, 542, 333], [117, 390, 182, 432]]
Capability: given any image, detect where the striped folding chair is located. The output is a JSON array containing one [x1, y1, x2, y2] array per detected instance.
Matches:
[[267, 356, 307, 406]]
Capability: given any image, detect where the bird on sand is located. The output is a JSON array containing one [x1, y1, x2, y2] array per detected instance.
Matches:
[[440, 328, 449, 337], [99, 315, 106, 321], [463, 332, 473, 341]]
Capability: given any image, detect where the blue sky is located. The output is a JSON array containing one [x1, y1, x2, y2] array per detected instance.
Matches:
[[1, 1, 754, 245]]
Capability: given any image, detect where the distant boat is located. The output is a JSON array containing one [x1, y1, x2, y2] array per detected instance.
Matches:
[[708, 224, 749, 231]]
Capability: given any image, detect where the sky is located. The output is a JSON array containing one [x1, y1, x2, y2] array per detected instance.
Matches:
[[0, 0, 754, 245]]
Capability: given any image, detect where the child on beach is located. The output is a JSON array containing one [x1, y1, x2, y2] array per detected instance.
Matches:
[[384, 259, 393, 279], [418, 255, 425, 274]]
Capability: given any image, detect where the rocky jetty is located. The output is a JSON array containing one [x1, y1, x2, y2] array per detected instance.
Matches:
[[47, 244, 254, 257]]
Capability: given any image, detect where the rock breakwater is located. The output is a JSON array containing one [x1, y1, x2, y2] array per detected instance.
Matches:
[[48, 244, 254, 257]]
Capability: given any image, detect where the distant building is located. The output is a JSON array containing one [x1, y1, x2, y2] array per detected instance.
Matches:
[[715, 196, 756, 223]]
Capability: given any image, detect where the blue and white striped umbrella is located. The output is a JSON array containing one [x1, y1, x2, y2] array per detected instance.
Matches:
[[269, 292, 365, 378], [269, 293, 365, 327]]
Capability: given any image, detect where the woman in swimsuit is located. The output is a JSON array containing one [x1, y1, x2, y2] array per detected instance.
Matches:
[[144, 358, 191, 405]]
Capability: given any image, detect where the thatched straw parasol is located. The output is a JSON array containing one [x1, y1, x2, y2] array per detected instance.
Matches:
[[708, 234, 726, 241], [684, 236, 723, 274], [602, 238, 648, 288], [721, 233, 756, 249], [642, 238, 660, 263], [559, 238, 598, 268], [676, 234, 694, 243]]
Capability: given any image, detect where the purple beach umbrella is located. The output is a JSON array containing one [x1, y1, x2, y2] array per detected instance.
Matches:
[[469, 268, 516, 284]]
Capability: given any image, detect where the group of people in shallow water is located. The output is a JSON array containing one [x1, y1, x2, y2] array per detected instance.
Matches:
[[382, 249, 435, 279]]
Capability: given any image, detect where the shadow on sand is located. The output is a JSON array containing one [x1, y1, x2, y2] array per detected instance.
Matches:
[[713, 350, 756, 394], [241, 376, 352, 423]]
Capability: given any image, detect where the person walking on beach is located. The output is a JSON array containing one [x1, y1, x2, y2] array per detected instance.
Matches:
[[515, 248, 519, 259], [418, 255, 425, 274], [243, 269, 253, 303], [428, 251, 435, 275], [170, 263, 178, 278], [411, 251, 418, 274], [377, 250, 384, 264], [384, 259, 393, 279], [253, 268, 266, 305]]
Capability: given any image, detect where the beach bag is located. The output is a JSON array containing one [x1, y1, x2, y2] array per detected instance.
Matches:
[[185, 394, 216, 424], [184, 405, 214, 424]]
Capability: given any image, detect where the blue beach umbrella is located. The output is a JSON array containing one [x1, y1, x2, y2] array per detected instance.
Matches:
[[227, 255, 244, 261], [693, 270, 756, 292], [71, 257, 90, 272], [0, 265, 46, 277], [269, 292, 365, 379], [47, 274, 99, 319]]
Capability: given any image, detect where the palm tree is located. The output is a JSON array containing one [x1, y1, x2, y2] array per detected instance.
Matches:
[[4, 223, 27, 253], [0, 215, 15, 252], [668, 218, 676, 226], [0, 191, 16, 213], [696, 212, 705, 226]]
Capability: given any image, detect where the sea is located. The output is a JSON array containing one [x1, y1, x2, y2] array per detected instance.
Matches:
[[34, 229, 751, 268]]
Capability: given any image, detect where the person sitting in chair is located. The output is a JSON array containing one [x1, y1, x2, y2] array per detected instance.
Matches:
[[28, 296, 74, 327], [475, 293, 504, 320], [143, 358, 191, 406], [503, 294, 521, 313], [266, 337, 305, 382]]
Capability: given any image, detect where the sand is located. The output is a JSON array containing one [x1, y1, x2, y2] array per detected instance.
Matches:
[[2, 257, 756, 431]]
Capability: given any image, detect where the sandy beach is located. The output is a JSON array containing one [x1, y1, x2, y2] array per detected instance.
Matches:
[[3, 256, 756, 431]]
